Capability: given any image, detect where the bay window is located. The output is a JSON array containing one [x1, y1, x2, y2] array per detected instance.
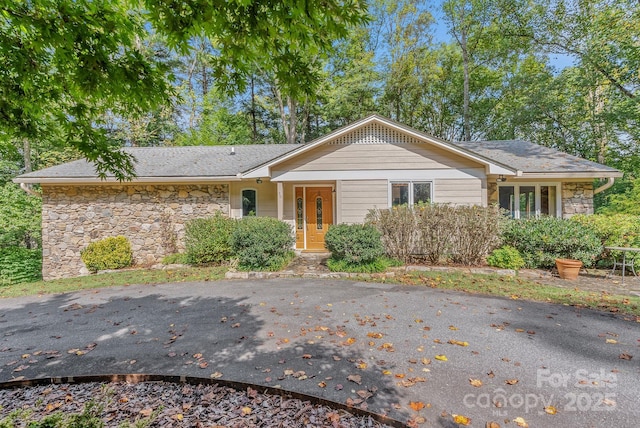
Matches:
[[498, 183, 559, 218]]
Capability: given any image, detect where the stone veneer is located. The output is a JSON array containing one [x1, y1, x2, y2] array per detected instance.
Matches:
[[561, 182, 594, 218], [41, 184, 229, 280]]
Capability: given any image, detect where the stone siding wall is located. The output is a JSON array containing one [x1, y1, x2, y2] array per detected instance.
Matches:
[[562, 182, 594, 218], [42, 184, 229, 280]]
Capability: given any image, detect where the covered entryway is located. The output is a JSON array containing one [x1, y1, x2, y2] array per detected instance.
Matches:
[[294, 186, 333, 251]]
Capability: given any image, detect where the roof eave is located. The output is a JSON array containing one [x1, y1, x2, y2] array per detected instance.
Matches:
[[13, 176, 241, 185], [517, 171, 624, 179]]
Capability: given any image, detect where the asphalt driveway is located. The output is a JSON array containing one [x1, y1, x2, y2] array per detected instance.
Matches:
[[0, 278, 638, 427]]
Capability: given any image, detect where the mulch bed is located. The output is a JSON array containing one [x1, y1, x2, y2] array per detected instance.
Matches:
[[0, 381, 395, 427]]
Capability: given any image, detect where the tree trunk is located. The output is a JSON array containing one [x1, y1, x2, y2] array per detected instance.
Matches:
[[250, 76, 258, 142], [461, 28, 471, 142], [23, 138, 32, 173]]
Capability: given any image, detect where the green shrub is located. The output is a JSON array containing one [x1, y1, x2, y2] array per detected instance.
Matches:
[[324, 224, 384, 264], [502, 217, 602, 269], [80, 236, 133, 273], [0, 247, 42, 285], [185, 212, 236, 265], [161, 253, 189, 265], [326, 257, 400, 273], [571, 213, 640, 267], [487, 245, 525, 270], [230, 217, 295, 271]]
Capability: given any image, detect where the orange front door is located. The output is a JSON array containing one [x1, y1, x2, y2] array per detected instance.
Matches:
[[305, 187, 333, 251]]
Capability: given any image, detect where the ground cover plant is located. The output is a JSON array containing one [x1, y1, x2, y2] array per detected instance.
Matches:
[[0, 266, 227, 299], [363, 270, 640, 317]]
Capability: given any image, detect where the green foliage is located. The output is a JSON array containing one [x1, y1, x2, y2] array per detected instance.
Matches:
[[1, 0, 173, 180], [501, 217, 602, 268], [0, 183, 41, 248], [0, 247, 42, 285], [324, 224, 385, 264], [184, 213, 236, 265], [230, 217, 295, 271], [571, 213, 640, 267], [598, 179, 640, 215], [80, 236, 133, 274], [326, 257, 399, 273], [144, 0, 369, 99], [487, 245, 525, 270], [161, 253, 190, 265]]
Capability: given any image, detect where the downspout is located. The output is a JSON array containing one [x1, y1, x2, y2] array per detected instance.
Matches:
[[20, 182, 40, 197], [594, 177, 615, 195]]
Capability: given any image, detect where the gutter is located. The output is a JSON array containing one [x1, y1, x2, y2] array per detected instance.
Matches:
[[19, 182, 40, 196], [594, 177, 615, 194]]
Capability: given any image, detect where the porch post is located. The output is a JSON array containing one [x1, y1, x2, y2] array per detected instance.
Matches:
[[277, 181, 284, 220]]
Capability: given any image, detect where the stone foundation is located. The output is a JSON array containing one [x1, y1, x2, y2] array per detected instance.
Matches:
[[41, 184, 229, 280], [562, 182, 594, 218]]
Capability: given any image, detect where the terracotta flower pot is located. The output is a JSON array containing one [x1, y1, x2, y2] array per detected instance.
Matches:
[[555, 258, 583, 280]]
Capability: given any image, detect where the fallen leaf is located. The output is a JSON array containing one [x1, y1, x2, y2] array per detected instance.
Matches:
[[302, 354, 312, 359], [435, 354, 448, 361], [448, 339, 469, 347], [606, 339, 618, 344], [382, 370, 392, 375], [485, 422, 501, 428], [513, 416, 529, 427], [619, 353, 633, 360], [421, 357, 431, 365], [241, 406, 252, 415], [505, 378, 519, 385], [193, 353, 202, 358], [409, 401, 425, 412], [210, 372, 223, 379], [318, 381, 327, 388], [367, 332, 383, 339], [469, 378, 483, 387], [343, 337, 357, 346], [448, 325, 459, 331], [139, 408, 153, 417], [172, 413, 183, 421], [544, 405, 557, 415], [357, 362, 367, 369], [347, 374, 362, 384], [452, 414, 471, 425]]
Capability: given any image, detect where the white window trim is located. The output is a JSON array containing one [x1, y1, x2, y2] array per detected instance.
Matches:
[[497, 182, 561, 218], [388, 181, 434, 207], [241, 188, 258, 217]]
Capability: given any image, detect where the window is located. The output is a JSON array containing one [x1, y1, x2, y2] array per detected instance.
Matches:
[[242, 189, 257, 217], [498, 183, 559, 218], [296, 197, 304, 230], [390, 181, 432, 207]]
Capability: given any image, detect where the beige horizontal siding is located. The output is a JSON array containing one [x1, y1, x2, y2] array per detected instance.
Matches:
[[434, 179, 483, 205], [274, 142, 480, 174], [339, 180, 388, 224]]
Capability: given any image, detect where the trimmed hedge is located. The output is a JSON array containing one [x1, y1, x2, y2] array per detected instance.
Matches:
[[501, 217, 602, 268], [230, 217, 294, 271], [80, 236, 133, 273], [324, 224, 384, 264]]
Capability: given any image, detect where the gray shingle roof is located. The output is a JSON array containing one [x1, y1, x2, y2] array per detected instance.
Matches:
[[16, 145, 300, 180], [453, 140, 620, 174]]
